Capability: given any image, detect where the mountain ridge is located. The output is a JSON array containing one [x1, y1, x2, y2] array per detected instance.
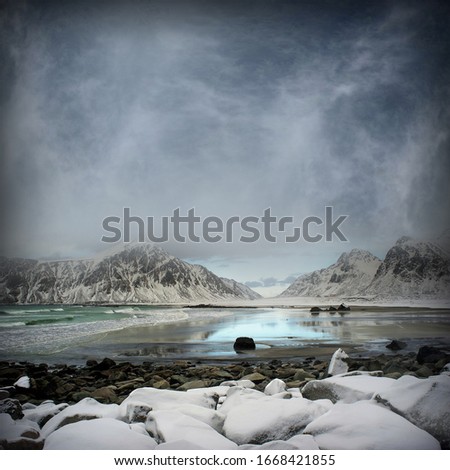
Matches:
[[0, 244, 261, 304], [279, 237, 450, 300]]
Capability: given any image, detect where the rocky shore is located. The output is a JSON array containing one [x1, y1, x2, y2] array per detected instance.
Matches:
[[1, 345, 449, 450], [1, 345, 449, 406]]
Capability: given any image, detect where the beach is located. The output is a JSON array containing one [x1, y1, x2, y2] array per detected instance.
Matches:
[[1, 304, 450, 365], [1, 303, 450, 450]]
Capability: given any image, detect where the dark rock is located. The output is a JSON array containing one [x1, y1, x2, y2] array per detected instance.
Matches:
[[337, 303, 350, 311], [328, 306, 337, 312], [71, 391, 91, 402], [0, 398, 23, 420], [417, 346, 447, 364], [153, 379, 170, 389], [310, 307, 322, 314], [91, 386, 118, 403], [416, 365, 433, 378], [92, 357, 117, 370], [386, 340, 407, 351], [177, 379, 210, 391], [86, 359, 98, 367], [240, 372, 266, 383], [1, 438, 44, 450], [233, 337, 256, 351]]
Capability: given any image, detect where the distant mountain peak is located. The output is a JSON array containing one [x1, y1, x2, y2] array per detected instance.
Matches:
[[280, 236, 450, 301], [280, 247, 381, 298], [0, 245, 260, 304]]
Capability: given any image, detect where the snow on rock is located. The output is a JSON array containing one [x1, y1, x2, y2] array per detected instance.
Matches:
[[440, 363, 450, 376], [221, 391, 332, 445], [171, 404, 225, 433], [240, 435, 319, 450], [327, 348, 349, 376], [41, 397, 120, 438], [119, 387, 216, 423], [220, 379, 255, 388], [145, 410, 237, 449], [264, 379, 287, 396], [217, 386, 266, 414], [44, 418, 157, 450], [14, 376, 31, 389], [374, 374, 450, 448], [285, 434, 321, 450], [302, 371, 394, 403], [156, 440, 206, 450], [0, 414, 42, 449], [23, 400, 68, 427], [303, 400, 440, 450]]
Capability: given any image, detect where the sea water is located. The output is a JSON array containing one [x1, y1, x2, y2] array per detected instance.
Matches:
[[0, 305, 449, 364]]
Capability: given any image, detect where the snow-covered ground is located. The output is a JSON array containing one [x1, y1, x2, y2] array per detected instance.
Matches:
[[2, 349, 449, 450]]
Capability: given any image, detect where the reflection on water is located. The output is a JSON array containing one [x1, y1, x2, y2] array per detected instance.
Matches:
[[1, 306, 449, 364]]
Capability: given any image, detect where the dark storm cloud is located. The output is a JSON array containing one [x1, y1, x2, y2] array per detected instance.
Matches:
[[1, 0, 449, 279]]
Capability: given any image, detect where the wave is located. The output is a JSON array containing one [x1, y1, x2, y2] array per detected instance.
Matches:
[[0, 322, 26, 327], [51, 308, 64, 312], [112, 308, 139, 314], [0, 311, 10, 315], [25, 316, 75, 326]]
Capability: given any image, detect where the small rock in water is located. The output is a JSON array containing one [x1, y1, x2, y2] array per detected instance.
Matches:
[[337, 303, 350, 311], [386, 340, 407, 351], [233, 337, 256, 351]]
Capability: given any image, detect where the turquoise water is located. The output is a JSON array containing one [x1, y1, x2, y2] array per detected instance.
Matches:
[[1, 305, 449, 364]]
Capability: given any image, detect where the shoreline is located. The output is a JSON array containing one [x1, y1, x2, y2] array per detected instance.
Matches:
[[2, 346, 449, 407], [1, 345, 449, 450]]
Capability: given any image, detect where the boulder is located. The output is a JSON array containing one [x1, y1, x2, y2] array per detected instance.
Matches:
[[327, 348, 349, 376], [386, 340, 407, 351], [0, 398, 24, 420], [310, 307, 322, 313], [92, 357, 117, 371], [177, 380, 210, 391], [302, 372, 394, 403], [264, 379, 287, 396], [222, 393, 332, 445], [146, 410, 237, 449], [0, 414, 43, 450], [44, 417, 157, 450], [417, 346, 447, 365], [233, 337, 256, 351], [375, 374, 450, 449], [337, 303, 350, 311], [240, 372, 267, 383], [303, 401, 440, 450]]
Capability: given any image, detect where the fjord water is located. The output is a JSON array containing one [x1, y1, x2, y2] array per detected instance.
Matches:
[[0, 305, 449, 364]]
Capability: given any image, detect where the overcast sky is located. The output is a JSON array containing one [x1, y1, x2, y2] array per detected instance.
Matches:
[[1, 0, 449, 291]]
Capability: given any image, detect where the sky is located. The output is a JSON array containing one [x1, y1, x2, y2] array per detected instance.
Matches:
[[1, 0, 450, 294]]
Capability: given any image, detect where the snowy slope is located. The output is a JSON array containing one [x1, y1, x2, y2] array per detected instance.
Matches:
[[366, 236, 450, 299], [0, 244, 260, 304], [280, 237, 450, 301], [279, 249, 381, 298]]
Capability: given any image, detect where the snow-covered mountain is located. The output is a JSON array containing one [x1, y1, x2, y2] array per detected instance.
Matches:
[[279, 249, 381, 298], [366, 236, 450, 299], [280, 237, 450, 301], [0, 244, 260, 304]]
